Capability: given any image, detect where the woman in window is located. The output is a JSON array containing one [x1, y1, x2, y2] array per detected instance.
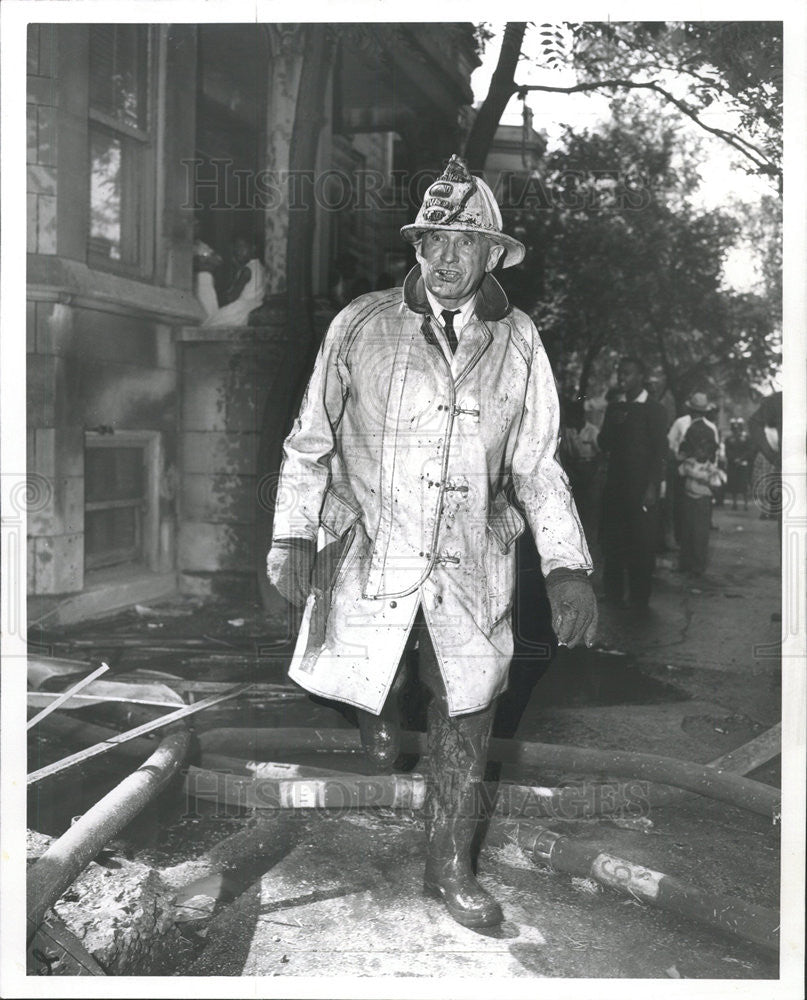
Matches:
[[202, 236, 267, 327], [192, 219, 222, 319]]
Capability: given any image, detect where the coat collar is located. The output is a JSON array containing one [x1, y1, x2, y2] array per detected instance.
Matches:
[[402, 265, 512, 322]]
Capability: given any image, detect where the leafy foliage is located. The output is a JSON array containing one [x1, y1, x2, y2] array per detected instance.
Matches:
[[496, 103, 781, 405], [563, 21, 782, 183], [472, 21, 782, 185], [737, 193, 782, 322], [473, 22, 496, 57]]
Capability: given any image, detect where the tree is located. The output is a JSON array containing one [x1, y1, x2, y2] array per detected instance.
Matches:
[[737, 193, 782, 323], [498, 104, 780, 407], [466, 21, 782, 187], [464, 22, 527, 171]]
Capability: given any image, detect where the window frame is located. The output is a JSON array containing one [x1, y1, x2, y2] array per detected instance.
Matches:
[[86, 25, 157, 279], [84, 430, 162, 574]]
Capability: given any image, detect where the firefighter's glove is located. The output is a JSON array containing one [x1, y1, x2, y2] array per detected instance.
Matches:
[[266, 537, 316, 607], [545, 568, 598, 648]]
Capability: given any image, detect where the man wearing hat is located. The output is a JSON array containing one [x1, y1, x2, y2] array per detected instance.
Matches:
[[266, 155, 596, 928], [668, 392, 719, 460], [667, 393, 719, 543]]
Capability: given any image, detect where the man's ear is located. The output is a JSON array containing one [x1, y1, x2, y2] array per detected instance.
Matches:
[[486, 243, 505, 272]]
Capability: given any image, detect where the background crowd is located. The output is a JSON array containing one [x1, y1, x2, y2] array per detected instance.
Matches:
[[559, 357, 782, 613]]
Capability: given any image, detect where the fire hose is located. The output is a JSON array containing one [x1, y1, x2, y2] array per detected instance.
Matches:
[[197, 726, 781, 819], [486, 819, 779, 953], [26, 729, 189, 942]]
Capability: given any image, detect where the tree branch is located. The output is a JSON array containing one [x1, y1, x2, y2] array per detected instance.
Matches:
[[463, 22, 528, 171], [516, 78, 779, 178]]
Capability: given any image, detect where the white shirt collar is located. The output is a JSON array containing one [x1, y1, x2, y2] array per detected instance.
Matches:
[[629, 389, 649, 403], [425, 289, 477, 333]]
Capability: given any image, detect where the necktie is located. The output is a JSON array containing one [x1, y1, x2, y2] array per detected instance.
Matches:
[[441, 309, 459, 354]]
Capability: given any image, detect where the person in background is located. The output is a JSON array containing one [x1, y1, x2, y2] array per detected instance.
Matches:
[[667, 392, 719, 544], [598, 357, 668, 610], [673, 393, 719, 460], [748, 391, 782, 470], [202, 236, 267, 328], [678, 422, 726, 575], [559, 398, 601, 546], [748, 389, 783, 624], [679, 394, 720, 529], [705, 405, 726, 506], [725, 418, 753, 510], [748, 390, 783, 524], [192, 219, 222, 319], [647, 375, 676, 554]]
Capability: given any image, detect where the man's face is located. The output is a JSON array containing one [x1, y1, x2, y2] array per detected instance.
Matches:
[[416, 230, 503, 308], [617, 362, 644, 399]]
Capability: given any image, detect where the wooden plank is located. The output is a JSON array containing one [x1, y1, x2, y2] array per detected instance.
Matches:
[[152, 679, 303, 697], [708, 722, 781, 774], [110, 672, 300, 698], [28, 678, 185, 713], [38, 636, 290, 656], [28, 690, 182, 711], [27, 684, 252, 786], [26, 664, 110, 731]]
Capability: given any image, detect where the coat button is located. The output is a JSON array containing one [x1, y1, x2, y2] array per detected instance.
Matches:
[[389, 601, 397, 608]]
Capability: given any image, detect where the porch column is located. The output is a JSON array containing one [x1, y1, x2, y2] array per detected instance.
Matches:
[[263, 25, 306, 295]]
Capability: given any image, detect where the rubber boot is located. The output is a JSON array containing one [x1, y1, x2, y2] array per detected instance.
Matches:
[[355, 663, 407, 773], [422, 699, 503, 928]]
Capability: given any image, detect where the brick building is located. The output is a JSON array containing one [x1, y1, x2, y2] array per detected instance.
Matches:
[[26, 22, 480, 622]]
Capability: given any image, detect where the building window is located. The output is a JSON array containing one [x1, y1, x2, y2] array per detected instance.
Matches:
[[87, 25, 154, 275], [84, 431, 161, 573]]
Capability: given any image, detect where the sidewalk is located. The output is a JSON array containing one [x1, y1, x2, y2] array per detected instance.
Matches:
[[517, 503, 782, 757]]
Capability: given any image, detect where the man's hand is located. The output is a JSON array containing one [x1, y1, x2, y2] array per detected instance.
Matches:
[[545, 568, 598, 648], [641, 482, 659, 508], [266, 537, 316, 607]]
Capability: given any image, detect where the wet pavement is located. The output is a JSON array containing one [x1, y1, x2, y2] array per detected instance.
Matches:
[[28, 503, 784, 980]]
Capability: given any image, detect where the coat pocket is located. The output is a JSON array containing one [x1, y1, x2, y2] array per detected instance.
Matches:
[[314, 487, 363, 600], [307, 525, 361, 652], [307, 490, 363, 651], [483, 497, 525, 631], [319, 488, 361, 540], [487, 496, 526, 554]]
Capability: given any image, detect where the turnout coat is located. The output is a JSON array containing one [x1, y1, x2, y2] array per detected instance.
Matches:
[[272, 267, 592, 716]]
